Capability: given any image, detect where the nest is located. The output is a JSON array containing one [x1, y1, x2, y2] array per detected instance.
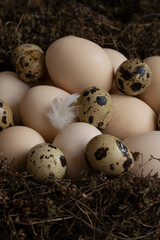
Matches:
[[1, 0, 160, 239]]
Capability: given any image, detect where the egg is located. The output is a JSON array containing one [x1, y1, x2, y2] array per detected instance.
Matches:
[[0, 126, 45, 170], [77, 86, 113, 130], [11, 43, 43, 69], [15, 50, 47, 83], [0, 71, 30, 124], [46, 36, 114, 93], [103, 48, 127, 72], [104, 48, 127, 95], [115, 58, 152, 96], [84, 134, 134, 177], [158, 113, 160, 129], [53, 122, 102, 178], [124, 131, 160, 177], [0, 99, 14, 131], [20, 85, 70, 142], [138, 56, 160, 115], [26, 143, 67, 181], [102, 94, 157, 140]]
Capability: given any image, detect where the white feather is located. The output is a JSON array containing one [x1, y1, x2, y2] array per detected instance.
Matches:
[[46, 94, 80, 130]]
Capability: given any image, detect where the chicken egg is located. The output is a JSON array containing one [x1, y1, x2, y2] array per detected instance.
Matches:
[[20, 85, 70, 142], [46, 36, 114, 93], [0, 126, 45, 170], [0, 71, 30, 124], [124, 131, 160, 177], [102, 94, 157, 140], [53, 122, 102, 178], [138, 56, 160, 115]]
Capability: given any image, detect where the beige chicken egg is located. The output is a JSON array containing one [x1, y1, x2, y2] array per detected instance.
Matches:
[[53, 122, 102, 178], [0, 71, 30, 124], [115, 58, 152, 96], [11, 43, 43, 69], [103, 48, 127, 73], [84, 134, 134, 177], [104, 48, 127, 95], [138, 56, 160, 115], [124, 131, 160, 177], [158, 113, 160, 129], [20, 85, 70, 142], [0, 126, 45, 170], [77, 86, 113, 130], [46, 36, 114, 93], [26, 143, 67, 181], [0, 99, 14, 131], [102, 94, 157, 140]]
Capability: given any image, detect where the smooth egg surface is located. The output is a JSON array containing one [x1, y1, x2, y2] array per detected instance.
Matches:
[[124, 131, 160, 177], [0, 126, 45, 170], [53, 122, 102, 179], [138, 56, 160, 115], [102, 94, 157, 140], [20, 85, 70, 143], [46, 36, 114, 93], [0, 71, 30, 124]]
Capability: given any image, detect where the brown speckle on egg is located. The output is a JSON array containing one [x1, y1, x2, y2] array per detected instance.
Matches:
[[94, 147, 109, 160]]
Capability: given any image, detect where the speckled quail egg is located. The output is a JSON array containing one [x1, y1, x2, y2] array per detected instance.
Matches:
[[15, 50, 47, 83], [11, 43, 43, 69], [84, 134, 134, 177], [77, 86, 113, 130], [26, 143, 67, 181], [0, 99, 14, 131], [115, 58, 152, 96]]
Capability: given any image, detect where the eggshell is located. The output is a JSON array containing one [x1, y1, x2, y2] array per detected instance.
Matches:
[[0, 71, 30, 124], [124, 131, 160, 177], [16, 50, 47, 83], [52, 122, 102, 178], [11, 43, 43, 69], [26, 143, 67, 181], [103, 48, 127, 72], [0, 99, 14, 131], [138, 56, 160, 115], [46, 36, 114, 93], [115, 58, 152, 96], [104, 48, 127, 95], [84, 134, 134, 177], [20, 85, 70, 142], [77, 86, 113, 129], [0, 126, 45, 170], [102, 94, 157, 140]]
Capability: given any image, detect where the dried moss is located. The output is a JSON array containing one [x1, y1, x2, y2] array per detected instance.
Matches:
[[1, 0, 160, 239]]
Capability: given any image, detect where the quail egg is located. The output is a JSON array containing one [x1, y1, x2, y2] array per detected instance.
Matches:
[[15, 50, 47, 83], [84, 134, 134, 177], [26, 143, 67, 181], [115, 58, 152, 96], [77, 86, 113, 130], [0, 99, 14, 131], [11, 43, 43, 69]]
